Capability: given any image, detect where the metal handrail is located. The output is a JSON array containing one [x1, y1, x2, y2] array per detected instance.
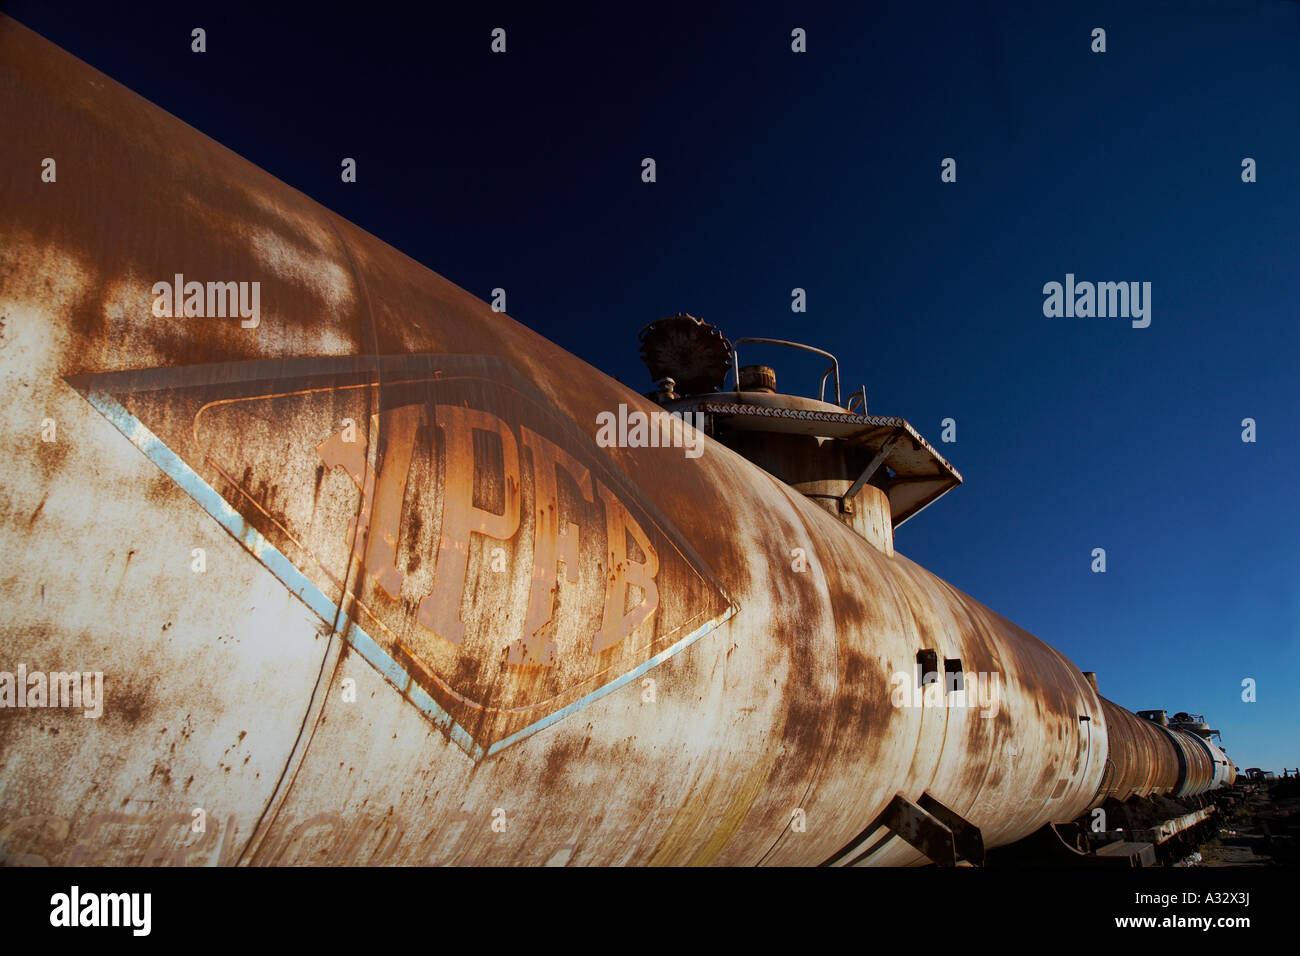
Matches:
[[845, 386, 867, 415], [730, 337, 841, 407]]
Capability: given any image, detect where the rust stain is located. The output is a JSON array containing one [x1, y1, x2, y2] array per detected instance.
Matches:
[[0, 13, 1235, 868]]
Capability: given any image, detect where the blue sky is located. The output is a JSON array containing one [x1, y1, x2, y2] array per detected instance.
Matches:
[[12, 0, 1298, 770]]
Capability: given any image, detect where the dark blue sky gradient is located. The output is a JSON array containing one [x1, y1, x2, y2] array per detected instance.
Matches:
[[9, 0, 1298, 770]]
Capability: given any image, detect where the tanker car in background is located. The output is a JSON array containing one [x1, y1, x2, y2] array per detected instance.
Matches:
[[0, 14, 1236, 867]]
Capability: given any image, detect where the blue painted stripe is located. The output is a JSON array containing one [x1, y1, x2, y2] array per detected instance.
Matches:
[[89, 391, 344, 628], [484, 605, 737, 756], [347, 625, 411, 692], [83, 389, 734, 762], [83, 390, 485, 756]]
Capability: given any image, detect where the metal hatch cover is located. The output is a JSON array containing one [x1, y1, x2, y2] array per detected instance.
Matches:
[[691, 402, 963, 527]]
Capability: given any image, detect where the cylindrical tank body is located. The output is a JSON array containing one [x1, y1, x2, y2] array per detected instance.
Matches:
[[1098, 701, 1227, 803], [0, 15, 1151, 867], [1186, 733, 1235, 793], [1095, 699, 1181, 803], [1165, 726, 1216, 798]]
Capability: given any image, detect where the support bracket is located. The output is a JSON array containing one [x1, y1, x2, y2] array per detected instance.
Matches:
[[821, 792, 984, 867], [841, 431, 901, 514]]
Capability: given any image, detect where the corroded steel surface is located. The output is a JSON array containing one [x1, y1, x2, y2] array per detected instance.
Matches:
[[1164, 726, 1215, 799], [1095, 700, 1227, 803], [1205, 737, 1237, 790], [1096, 699, 1180, 803], [0, 15, 1224, 868]]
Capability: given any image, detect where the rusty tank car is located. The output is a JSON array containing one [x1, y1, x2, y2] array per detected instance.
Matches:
[[0, 15, 1235, 866]]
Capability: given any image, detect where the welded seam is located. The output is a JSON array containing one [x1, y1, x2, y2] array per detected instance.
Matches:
[[80, 390, 738, 763], [79, 391, 484, 813], [235, 215, 387, 863], [754, 478, 841, 866]]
